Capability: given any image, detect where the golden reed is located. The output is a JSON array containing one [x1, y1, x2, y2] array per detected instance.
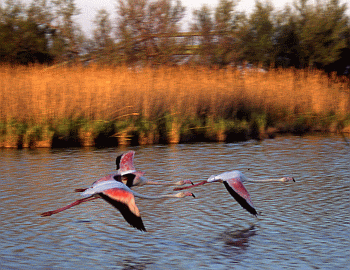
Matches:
[[0, 64, 349, 147]]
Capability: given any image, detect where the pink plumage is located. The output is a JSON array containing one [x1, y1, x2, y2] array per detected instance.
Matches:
[[116, 151, 136, 174]]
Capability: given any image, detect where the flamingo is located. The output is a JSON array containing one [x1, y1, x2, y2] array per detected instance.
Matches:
[[174, 170, 295, 216], [41, 174, 195, 231], [115, 150, 193, 188]]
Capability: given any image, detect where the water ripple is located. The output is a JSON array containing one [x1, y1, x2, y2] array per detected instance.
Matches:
[[1, 136, 349, 269]]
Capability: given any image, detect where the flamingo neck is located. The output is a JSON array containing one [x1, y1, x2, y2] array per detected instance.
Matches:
[[245, 178, 286, 183], [131, 190, 185, 200], [144, 180, 193, 186], [145, 180, 171, 186]]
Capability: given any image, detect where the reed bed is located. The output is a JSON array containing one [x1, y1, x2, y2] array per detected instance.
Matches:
[[0, 64, 349, 148]]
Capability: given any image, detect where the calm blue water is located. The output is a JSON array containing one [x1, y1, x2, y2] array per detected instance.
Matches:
[[1, 136, 349, 269]]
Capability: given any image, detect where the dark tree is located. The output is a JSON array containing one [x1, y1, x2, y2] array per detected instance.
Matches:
[[116, 0, 186, 65]]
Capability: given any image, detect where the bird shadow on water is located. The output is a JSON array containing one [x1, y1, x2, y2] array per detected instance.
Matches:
[[216, 224, 257, 264], [119, 258, 153, 270]]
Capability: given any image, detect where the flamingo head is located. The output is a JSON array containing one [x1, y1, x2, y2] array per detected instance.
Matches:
[[281, 177, 295, 182], [207, 175, 223, 183], [175, 191, 196, 198], [174, 179, 194, 186]]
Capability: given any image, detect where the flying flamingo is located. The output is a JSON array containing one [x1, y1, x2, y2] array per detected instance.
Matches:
[[41, 174, 195, 231], [174, 170, 295, 216], [115, 150, 193, 188]]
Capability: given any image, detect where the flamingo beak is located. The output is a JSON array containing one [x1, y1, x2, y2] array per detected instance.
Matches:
[[184, 192, 195, 198]]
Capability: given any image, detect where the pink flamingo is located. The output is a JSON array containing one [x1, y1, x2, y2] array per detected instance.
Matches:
[[116, 151, 193, 188], [41, 174, 195, 231], [174, 170, 295, 216]]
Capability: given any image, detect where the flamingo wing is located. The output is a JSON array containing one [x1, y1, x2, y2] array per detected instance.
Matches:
[[116, 151, 136, 174], [223, 178, 257, 216], [99, 187, 146, 231], [91, 174, 116, 185]]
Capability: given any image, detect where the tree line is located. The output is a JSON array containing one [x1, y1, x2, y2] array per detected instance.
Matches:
[[0, 0, 349, 74]]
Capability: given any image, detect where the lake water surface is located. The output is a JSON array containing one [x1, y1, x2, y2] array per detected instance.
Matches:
[[1, 136, 349, 269]]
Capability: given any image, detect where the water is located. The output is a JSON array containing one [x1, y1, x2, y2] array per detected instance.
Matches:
[[1, 136, 349, 269]]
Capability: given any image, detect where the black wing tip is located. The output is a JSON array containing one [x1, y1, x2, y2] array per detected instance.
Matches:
[[127, 217, 146, 232], [130, 219, 146, 232], [131, 220, 146, 231], [116, 155, 122, 170], [251, 209, 258, 217], [138, 226, 147, 232], [245, 204, 258, 216]]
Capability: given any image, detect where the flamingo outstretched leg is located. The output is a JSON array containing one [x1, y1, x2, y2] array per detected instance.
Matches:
[[41, 196, 98, 217], [174, 180, 207, 191]]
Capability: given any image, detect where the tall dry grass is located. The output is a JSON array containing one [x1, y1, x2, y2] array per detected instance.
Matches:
[[0, 64, 349, 147]]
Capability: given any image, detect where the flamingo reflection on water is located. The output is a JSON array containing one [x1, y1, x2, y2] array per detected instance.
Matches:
[[41, 174, 195, 231], [174, 170, 295, 216]]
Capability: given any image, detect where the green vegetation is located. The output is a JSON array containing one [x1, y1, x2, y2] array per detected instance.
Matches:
[[0, 65, 349, 148]]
